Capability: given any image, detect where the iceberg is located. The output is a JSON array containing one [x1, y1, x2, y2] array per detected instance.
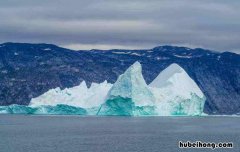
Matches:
[[0, 62, 206, 116], [30, 80, 112, 109], [149, 63, 206, 116], [98, 62, 156, 116]]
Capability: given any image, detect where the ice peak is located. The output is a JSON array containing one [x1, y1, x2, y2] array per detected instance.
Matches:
[[149, 63, 204, 98], [102, 80, 108, 84], [80, 81, 87, 88], [90, 80, 109, 88], [106, 61, 155, 106], [149, 63, 185, 87], [126, 61, 142, 74], [156, 64, 185, 82], [167, 63, 184, 72], [131, 61, 141, 68]]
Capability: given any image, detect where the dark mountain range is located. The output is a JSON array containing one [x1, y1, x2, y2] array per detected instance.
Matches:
[[0, 42, 239, 114]]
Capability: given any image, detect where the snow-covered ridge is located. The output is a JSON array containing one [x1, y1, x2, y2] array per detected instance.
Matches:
[[28, 62, 206, 116]]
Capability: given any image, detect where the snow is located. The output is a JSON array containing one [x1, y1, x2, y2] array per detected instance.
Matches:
[[131, 53, 142, 56], [30, 80, 112, 108], [112, 51, 130, 54], [155, 57, 170, 60], [174, 55, 192, 58]]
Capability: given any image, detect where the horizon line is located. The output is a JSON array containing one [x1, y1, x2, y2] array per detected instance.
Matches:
[[1, 41, 239, 55]]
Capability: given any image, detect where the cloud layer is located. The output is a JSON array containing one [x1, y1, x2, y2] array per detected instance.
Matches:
[[0, 0, 239, 52]]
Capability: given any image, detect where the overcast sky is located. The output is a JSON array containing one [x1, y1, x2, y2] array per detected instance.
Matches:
[[0, 0, 239, 53]]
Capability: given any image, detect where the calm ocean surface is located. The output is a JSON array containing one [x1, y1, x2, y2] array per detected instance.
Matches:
[[0, 115, 239, 152]]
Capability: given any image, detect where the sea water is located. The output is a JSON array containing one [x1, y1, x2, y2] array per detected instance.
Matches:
[[0, 115, 239, 152]]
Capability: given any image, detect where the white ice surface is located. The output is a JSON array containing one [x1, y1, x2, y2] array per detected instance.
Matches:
[[149, 63, 205, 115], [149, 63, 204, 99], [30, 80, 112, 108]]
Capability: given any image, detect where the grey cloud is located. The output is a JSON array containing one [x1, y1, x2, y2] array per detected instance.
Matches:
[[0, 0, 240, 53]]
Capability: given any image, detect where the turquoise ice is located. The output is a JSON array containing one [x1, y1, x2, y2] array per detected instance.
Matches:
[[0, 104, 86, 115], [97, 97, 157, 116], [97, 62, 157, 116]]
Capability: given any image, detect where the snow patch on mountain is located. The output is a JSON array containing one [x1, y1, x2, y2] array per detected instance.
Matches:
[[112, 51, 130, 54], [131, 53, 142, 56], [174, 55, 192, 58], [43, 48, 52, 51]]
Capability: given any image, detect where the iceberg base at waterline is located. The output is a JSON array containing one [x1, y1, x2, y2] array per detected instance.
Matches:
[[0, 99, 205, 116], [0, 104, 87, 115], [153, 94, 206, 116], [97, 97, 157, 116], [0, 101, 157, 116]]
